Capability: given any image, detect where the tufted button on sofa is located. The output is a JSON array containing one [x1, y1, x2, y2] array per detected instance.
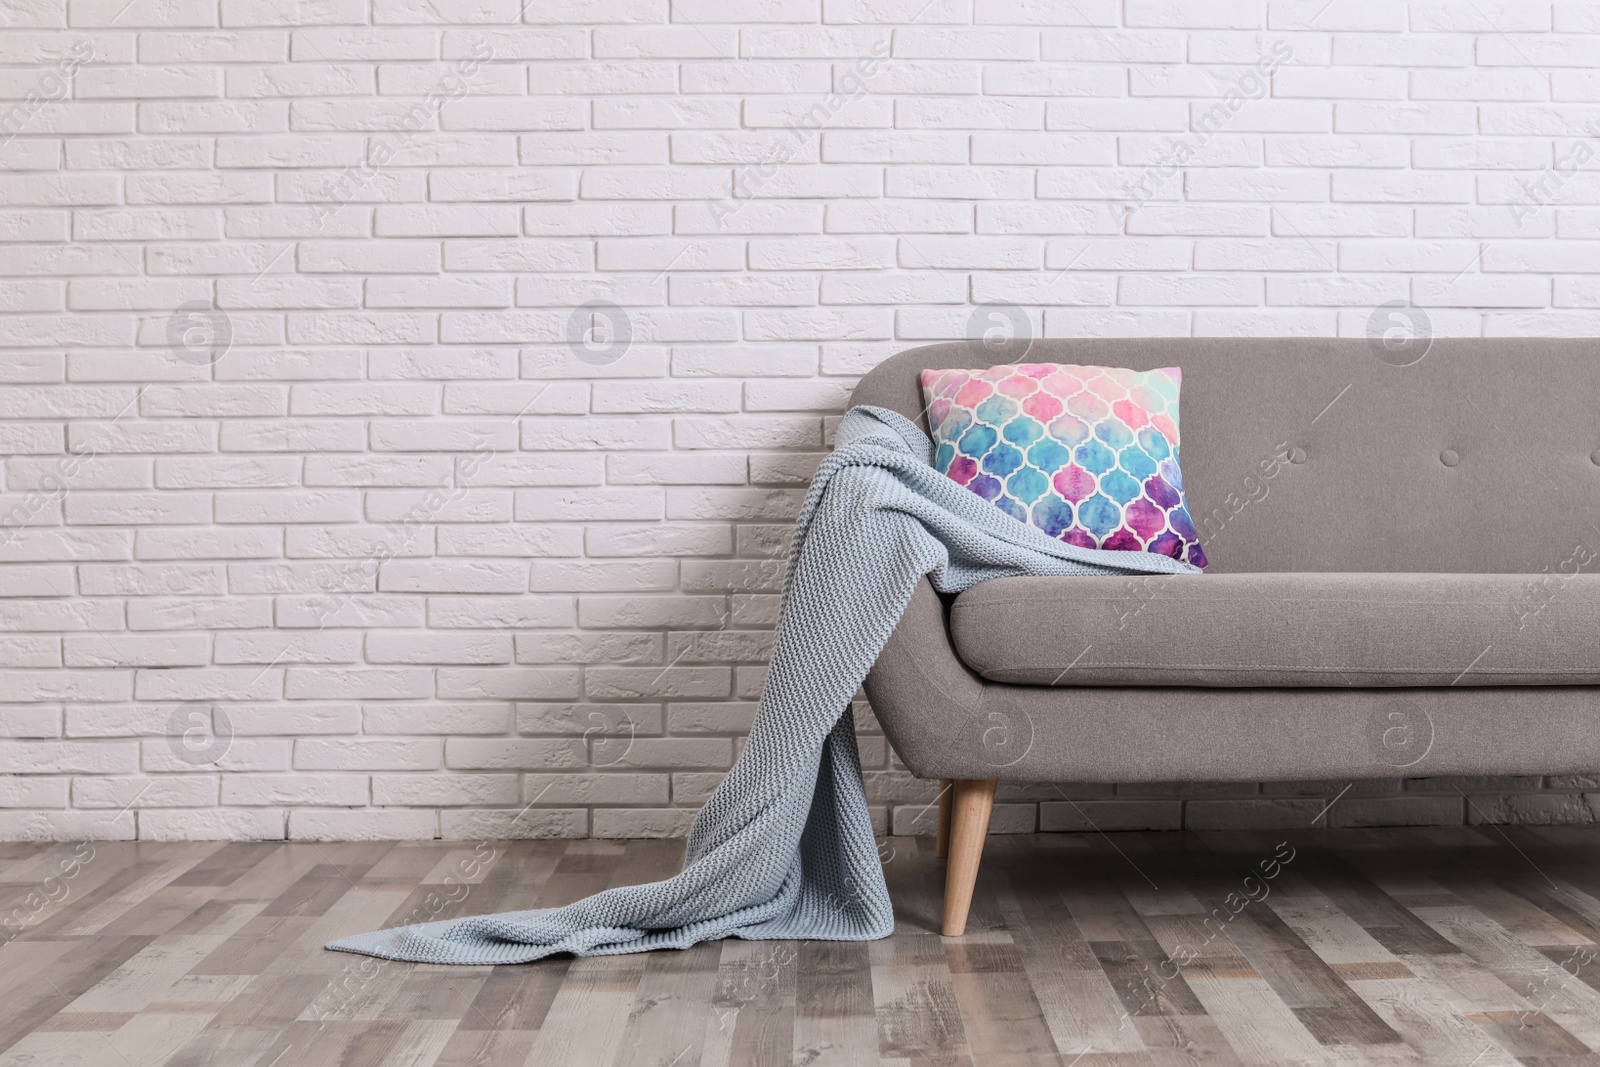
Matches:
[[849, 338, 1600, 935]]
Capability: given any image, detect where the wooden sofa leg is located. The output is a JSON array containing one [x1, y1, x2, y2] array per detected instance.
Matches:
[[935, 779, 952, 858], [941, 779, 997, 937]]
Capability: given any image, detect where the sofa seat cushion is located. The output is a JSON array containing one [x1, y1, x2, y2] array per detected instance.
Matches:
[[949, 572, 1600, 687]]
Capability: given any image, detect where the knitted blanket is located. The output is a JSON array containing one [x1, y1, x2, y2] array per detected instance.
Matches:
[[325, 404, 1198, 964]]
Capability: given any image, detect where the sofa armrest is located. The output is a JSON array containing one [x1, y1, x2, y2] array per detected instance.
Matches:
[[864, 577, 1019, 779]]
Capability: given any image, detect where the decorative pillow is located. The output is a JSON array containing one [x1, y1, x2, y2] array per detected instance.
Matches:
[[920, 362, 1207, 567]]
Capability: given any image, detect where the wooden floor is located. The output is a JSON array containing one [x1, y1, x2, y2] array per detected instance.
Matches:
[[6, 828, 1600, 1065]]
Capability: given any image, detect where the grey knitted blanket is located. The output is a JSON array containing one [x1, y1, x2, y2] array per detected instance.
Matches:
[[325, 404, 1197, 964]]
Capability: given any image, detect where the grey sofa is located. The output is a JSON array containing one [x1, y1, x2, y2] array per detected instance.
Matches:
[[850, 338, 1600, 935]]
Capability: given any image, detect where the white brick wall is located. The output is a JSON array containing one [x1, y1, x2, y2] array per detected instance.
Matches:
[[2, 0, 1599, 841]]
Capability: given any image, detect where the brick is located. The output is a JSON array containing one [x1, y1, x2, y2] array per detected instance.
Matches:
[[437, 668, 582, 701], [369, 771, 517, 807], [1128, 205, 1268, 236], [591, 808, 696, 838], [522, 773, 669, 805], [1263, 135, 1406, 168], [593, 97, 741, 130], [522, 632, 659, 668], [1332, 170, 1474, 203], [427, 596, 573, 629], [1327, 796, 1465, 828], [294, 737, 439, 772], [447, 737, 586, 770], [1418, 206, 1555, 239], [289, 809, 437, 840], [586, 668, 732, 702], [63, 635, 209, 668], [1339, 240, 1481, 273], [1337, 102, 1477, 135], [1412, 2, 1549, 31], [974, 132, 1115, 166], [364, 702, 507, 735], [1128, 0, 1262, 28], [222, 775, 368, 806], [1049, 100, 1188, 132], [141, 809, 285, 841], [436, 525, 584, 557], [1467, 793, 1600, 825], [1414, 274, 1549, 307], [441, 808, 587, 838], [740, 27, 885, 57], [366, 631, 512, 665], [1184, 799, 1325, 830], [0, 811, 137, 839], [0, 741, 137, 774], [0, 775, 67, 806], [227, 703, 359, 735], [281, 668, 430, 701]]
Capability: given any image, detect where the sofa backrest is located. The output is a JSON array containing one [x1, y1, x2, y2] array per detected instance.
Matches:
[[847, 338, 1600, 574]]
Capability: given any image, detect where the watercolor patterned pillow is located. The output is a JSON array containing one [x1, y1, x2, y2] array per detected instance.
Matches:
[[920, 362, 1208, 568]]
